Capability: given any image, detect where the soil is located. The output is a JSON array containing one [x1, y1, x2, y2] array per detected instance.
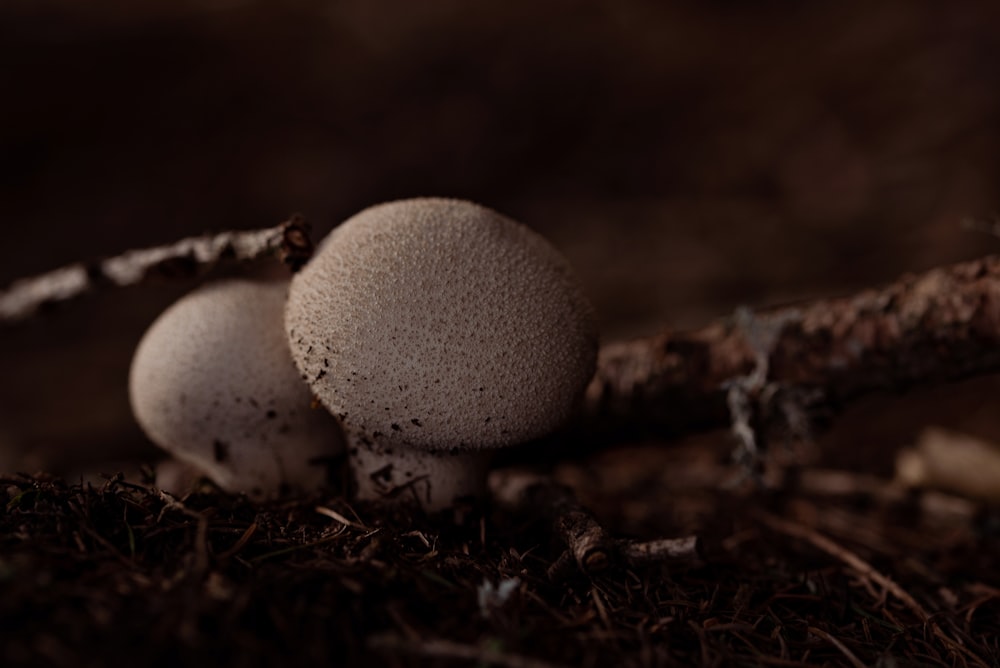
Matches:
[[3, 435, 999, 667]]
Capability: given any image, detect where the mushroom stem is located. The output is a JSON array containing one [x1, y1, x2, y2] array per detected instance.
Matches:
[[348, 432, 494, 511]]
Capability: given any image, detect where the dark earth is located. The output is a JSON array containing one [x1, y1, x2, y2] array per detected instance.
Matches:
[[3, 1, 1000, 666]]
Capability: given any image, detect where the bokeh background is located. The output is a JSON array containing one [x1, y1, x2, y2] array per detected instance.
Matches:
[[3, 0, 1000, 474]]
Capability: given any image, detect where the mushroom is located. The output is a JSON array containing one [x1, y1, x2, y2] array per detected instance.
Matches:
[[284, 198, 598, 510], [129, 279, 343, 496]]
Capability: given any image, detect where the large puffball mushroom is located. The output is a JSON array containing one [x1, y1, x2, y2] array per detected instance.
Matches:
[[285, 198, 598, 510], [129, 279, 343, 496]]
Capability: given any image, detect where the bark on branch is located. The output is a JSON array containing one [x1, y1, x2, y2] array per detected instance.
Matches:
[[0, 216, 312, 324], [586, 254, 1000, 434]]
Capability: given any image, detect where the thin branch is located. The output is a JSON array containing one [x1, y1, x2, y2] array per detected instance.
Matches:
[[0, 216, 313, 325], [156, 490, 211, 576], [792, 468, 979, 524], [756, 511, 929, 618], [315, 505, 370, 531], [368, 633, 569, 668], [807, 626, 866, 668], [215, 522, 258, 561], [618, 536, 701, 566], [757, 511, 989, 668], [586, 254, 1000, 435], [489, 468, 701, 576], [490, 468, 614, 575]]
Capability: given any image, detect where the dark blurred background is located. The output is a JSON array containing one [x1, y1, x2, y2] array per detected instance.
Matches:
[[3, 0, 1000, 474]]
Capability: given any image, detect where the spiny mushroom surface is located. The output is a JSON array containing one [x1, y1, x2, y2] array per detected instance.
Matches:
[[285, 198, 598, 509], [129, 279, 343, 496]]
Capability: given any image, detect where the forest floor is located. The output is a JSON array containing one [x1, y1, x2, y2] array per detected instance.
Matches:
[[3, 4, 1000, 666], [3, 436, 998, 668]]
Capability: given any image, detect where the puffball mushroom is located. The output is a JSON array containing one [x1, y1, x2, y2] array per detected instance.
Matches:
[[285, 198, 598, 510], [129, 279, 343, 496]]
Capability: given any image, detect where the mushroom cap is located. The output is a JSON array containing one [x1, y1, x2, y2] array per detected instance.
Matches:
[[129, 279, 343, 495], [285, 198, 598, 452]]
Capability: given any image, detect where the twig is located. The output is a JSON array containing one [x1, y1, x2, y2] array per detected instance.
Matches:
[[489, 468, 700, 576], [756, 511, 929, 619], [76, 523, 140, 571], [619, 536, 701, 566], [586, 254, 1000, 435], [807, 626, 866, 668], [0, 215, 313, 324], [367, 633, 568, 668], [315, 505, 370, 531], [215, 522, 258, 561], [157, 490, 211, 575], [756, 511, 989, 668], [792, 468, 978, 524], [248, 530, 347, 563], [490, 469, 614, 575], [793, 469, 898, 498]]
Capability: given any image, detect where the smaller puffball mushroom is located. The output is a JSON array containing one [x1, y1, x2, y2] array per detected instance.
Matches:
[[129, 279, 343, 496], [285, 198, 598, 510]]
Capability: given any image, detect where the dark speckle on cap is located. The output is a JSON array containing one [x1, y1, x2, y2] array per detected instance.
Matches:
[[213, 439, 230, 463]]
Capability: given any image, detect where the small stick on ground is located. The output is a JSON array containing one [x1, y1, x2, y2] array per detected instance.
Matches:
[[792, 468, 978, 524], [489, 468, 700, 576], [368, 633, 568, 668], [756, 511, 930, 620], [156, 490, 211, 576], [0, 215, 313, 324], [756, 510, 989, 668], [807, 626, 867, 668], [490, 468, 614, 575], [619, 536, 701, 566]]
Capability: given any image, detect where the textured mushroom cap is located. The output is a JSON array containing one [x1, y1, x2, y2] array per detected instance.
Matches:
[[285, 198, 598, 451], [129, 279, 342, 495]]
